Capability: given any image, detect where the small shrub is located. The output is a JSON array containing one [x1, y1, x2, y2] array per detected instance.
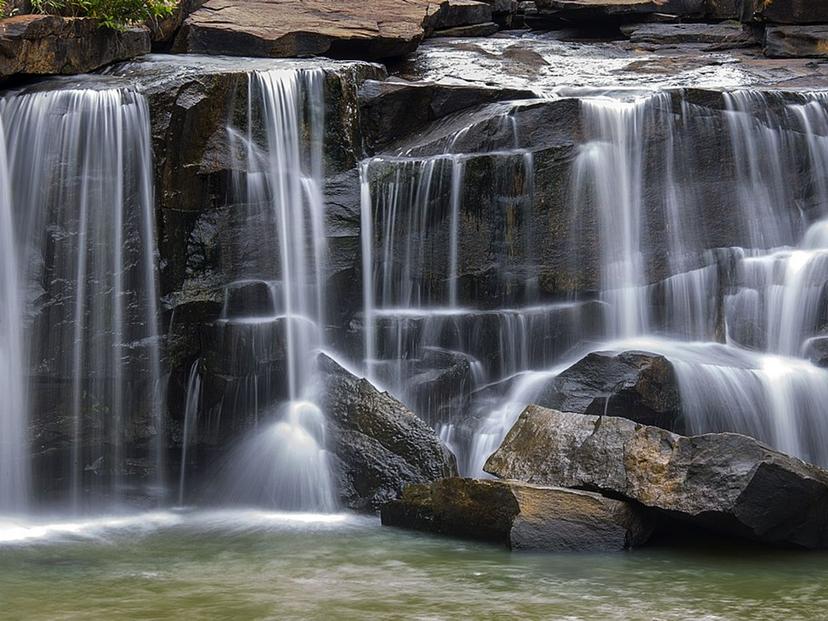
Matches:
[[30, 0, 176, 30]]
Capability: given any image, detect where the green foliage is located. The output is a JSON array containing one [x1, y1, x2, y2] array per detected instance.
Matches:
[[30, 0, 176, 30]]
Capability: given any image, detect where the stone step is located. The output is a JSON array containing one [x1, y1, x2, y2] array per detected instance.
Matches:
[[381, 477, 653, 551]]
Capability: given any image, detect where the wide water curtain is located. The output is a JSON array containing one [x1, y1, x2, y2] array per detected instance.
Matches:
[[218, 68, 335, 511], [0, 89, 163, 511], [0, 115, 27, 513]]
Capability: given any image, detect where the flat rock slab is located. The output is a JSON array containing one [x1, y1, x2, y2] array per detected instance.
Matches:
[[174, 0, 496, 60], [765, 26, 828, 59], [381, 478, 653, 551], [534, 0, 705, 18], [623, 22, 756, 48], [0, 15, 149, 80], [485, 405, 828, 549]]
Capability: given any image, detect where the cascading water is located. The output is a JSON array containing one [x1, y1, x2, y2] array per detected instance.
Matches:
[[359, 89, 828, 474], [0, 87, 164, 510], [214, 68, 336, 511], [0, 116, 27, 514], [360, 141, 599, 468]]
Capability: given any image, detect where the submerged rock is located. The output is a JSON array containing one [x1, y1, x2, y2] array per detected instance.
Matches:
[[319, 354, 458, 512], [535, 350, 683, 432], [485, 406, 828, 549], [764, 26, 828, 59], [381, 477, 653, 551], [0, 15, 150, 81]]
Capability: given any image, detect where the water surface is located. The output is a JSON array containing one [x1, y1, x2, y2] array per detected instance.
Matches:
[[1, 511, 826, 620]]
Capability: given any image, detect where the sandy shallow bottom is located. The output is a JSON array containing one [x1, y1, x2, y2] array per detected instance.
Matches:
[[1, 509, 827, 620]]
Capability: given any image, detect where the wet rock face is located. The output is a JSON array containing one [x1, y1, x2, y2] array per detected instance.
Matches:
[[764, 26, 828, 59], [0, 15, 150, 82], [535, 350, 684, 432], [381, 478, 653, 551], [319, 355, 458, 512], [485, 406, 828, 549], [755, 0, 828, 25], [358, 78, 536, 153]]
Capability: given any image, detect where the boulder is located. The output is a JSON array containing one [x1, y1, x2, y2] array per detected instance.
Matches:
[[755, 0, 828, 25], [175, 0, 500, 60], [425, 0, 493, 30], [0, 15, 150, 81], [535, 350, 683, 432], [804, 336, 828, 368], [173, 0, 432, 59], [623, 22, 756, 48], [485, 406, 828, 549], [319, 354, 458, 512], [381, 478, 653, 551], [764, 26, 828, 59]]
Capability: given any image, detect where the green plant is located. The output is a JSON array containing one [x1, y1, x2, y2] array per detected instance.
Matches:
[[30, 0, 176, 30]]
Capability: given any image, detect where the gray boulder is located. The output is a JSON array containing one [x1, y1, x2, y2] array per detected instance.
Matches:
[[535, 350, 683, 432], [485, 405, 828, 549], [381, 477, 653, 551], [765, 26, 828, 59], [320, 354, 458, 512]]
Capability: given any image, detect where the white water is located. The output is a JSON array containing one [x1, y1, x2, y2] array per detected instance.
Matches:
[[0, 117, 27, 514], [218, 68, 336, 511], [0, 88, 163, 509], [359, 90, 828, 474]]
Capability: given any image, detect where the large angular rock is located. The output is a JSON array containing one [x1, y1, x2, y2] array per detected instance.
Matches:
[[0, 15, 150, 81], [756, 0, 828, 25], [174, 0, 498, 60], [173, 0, 431, 59], [425, 0, 493, 30], [485, 406, 828, 549], [535, 350, 683, 432], [381, 478, 653, 550], [764, 26, 828, 59], [320, 354, 458, 512]]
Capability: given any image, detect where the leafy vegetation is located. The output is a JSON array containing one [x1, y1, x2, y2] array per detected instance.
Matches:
[[30, 0, 176, 30]]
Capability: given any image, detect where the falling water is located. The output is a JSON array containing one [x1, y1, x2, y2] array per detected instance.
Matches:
[[0, 88, 164, 510], [178, 359, 201, 506], [216, 68, 335, 511], [350, 88, 828, 474], [0, 116, 27, 514]]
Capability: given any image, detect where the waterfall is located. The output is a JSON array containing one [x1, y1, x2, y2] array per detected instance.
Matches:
[[362, 90, 828, 473], [216, 68, 335, 512], [0, 116, 27, 514], [0, 88, 164, 510]]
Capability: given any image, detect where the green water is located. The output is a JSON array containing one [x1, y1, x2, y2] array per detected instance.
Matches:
[[1, 510, 827, 620]]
